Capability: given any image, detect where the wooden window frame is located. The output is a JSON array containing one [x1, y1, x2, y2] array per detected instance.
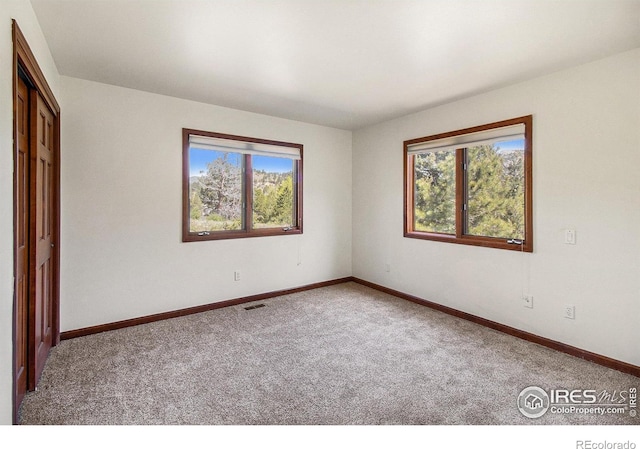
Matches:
[[182, 128, 303, 242], [404, 115, 533, 252]]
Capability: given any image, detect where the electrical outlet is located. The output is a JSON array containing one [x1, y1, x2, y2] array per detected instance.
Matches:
[[564, 305, 575, 319], [234, 270, 241, 281], [522, 295, 533, 308]]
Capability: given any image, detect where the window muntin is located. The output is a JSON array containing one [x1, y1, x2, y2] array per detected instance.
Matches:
[[404, 116, 532, 252], [183, 129, 302, 241]]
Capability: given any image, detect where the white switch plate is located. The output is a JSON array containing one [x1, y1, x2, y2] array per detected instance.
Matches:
[[234, 270, 241, 281], [523, 295, 533, 308], [564, 229, 576, 244]]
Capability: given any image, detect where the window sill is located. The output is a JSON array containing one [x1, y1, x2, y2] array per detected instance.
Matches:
[[183, 227, 302, 242], [404, 230, 532, 252]]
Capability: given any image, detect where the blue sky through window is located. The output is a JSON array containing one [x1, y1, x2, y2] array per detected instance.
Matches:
[[495, 138, 525, 153], [253, 155, 293, 174], [189, 148, 293, 176]]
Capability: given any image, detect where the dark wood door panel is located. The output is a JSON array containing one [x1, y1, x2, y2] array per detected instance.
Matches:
[[29, 90, 54, 390], [15, 76, 30, 408]]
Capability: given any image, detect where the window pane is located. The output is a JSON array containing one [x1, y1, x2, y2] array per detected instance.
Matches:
[[189, 148, 243, 232], [252, 155, 294, 229], [466, 139, 524, 240], [413, 150, 456, 234]]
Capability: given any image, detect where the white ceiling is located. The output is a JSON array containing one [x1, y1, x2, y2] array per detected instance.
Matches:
[[30, 0, 640, 130]]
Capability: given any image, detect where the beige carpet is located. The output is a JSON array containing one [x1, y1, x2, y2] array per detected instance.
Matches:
[[19, 282, 639, 425]]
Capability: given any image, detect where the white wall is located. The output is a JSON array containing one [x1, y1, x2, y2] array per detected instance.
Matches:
[[0, 0, 61, 425], [59, 76, 352, 332], [1, 2, 637, 427], [353, 49, 640, 367]]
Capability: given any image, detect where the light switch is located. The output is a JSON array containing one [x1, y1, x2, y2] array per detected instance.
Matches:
[[564, 229, 576, 245]]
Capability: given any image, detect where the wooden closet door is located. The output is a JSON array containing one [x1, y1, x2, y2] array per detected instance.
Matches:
[[15, 76, 30, 405], [29, 90, 55, 389]]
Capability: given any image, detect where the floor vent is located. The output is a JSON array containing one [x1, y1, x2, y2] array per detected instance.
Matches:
[[244, 304, 266, 311]]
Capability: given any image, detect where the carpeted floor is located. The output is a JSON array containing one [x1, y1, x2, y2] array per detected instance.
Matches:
[[19, 282, 639, 425]]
